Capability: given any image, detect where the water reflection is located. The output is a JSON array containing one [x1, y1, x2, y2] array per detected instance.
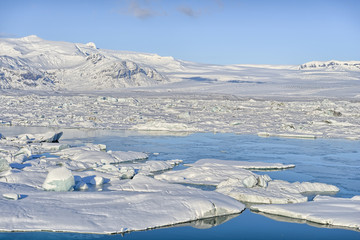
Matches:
[[252, 211, 360, 232], [172, 213, 240, 229]]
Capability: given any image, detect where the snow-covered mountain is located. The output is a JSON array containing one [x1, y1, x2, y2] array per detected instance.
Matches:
[[1, 35, 359, 91], [299, 60, 360, 71], [0, 35, 183, 90]]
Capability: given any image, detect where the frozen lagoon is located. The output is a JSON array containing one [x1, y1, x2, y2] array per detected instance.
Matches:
[[0, 127, 359, 239]]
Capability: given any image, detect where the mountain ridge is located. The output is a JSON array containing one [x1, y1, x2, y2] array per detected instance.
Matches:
[[0, 35, 359, 91]]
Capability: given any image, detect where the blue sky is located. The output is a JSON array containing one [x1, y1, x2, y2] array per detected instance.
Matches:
[[0, 0, 359, 65]]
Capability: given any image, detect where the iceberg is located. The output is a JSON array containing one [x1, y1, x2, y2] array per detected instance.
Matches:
[[42, 167, 75, 191], [251, 196, 360, 231]]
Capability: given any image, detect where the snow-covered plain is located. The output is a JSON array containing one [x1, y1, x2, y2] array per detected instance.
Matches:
[[0, 36, 360, 234]]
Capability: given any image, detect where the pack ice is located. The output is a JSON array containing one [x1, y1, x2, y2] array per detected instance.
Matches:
[[0, 132, 245, 234]]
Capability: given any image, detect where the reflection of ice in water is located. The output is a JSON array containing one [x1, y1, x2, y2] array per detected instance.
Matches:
[[174, 213, 240, 229]]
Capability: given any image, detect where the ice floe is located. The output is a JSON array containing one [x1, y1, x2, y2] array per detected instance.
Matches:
[[251, 195, 360, 231], [216, 179, 339, 204], [156, 158, 339, 204], [0, 174, 245, 234], [186, 159, 295, 170], [54, 144, 148, 166], [155, 158, 294, 186]]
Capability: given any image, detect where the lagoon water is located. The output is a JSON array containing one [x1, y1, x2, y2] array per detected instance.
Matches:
[[0, 127, 359, 239]]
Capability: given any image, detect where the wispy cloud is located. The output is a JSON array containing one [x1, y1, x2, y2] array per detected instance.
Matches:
[[121, 0, 166, 19], [129, 0, 157, 19], [177, 6, 199, 17], [119, 0, 223, 19]]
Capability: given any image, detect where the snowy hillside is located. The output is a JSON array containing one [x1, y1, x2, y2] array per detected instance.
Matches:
[[1, 35, 359, 93], [299, 60, 360, 71], [0, 35, 173, 90]]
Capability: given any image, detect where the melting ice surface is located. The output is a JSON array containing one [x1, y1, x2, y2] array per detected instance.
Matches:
[[0, 127, 359, 239]]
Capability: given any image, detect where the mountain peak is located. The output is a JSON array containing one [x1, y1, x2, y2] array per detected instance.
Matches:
[[85, 42, 97, 49], [20, 35, 42, 41]]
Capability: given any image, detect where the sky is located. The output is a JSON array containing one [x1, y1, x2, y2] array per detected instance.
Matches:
[[0, 0, 359, 65]]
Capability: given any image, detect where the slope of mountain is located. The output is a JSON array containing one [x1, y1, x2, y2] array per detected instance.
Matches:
[[0, 35, 177, 90], [0, 35, 359, 92]]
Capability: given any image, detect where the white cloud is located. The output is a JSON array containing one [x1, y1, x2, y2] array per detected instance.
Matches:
[[129, 0, 157, 19]]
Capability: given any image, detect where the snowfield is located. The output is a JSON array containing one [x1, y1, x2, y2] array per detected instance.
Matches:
[[0, 36, 360, 233]]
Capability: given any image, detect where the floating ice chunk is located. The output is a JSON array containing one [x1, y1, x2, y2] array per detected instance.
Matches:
[[268, 180, 339, 194], [216, 184, 307, 204], [15, 132, 63, 143], [155, 161, 255, 186], [0, 174, 245, 234], [155, 159, 290, 186], [36, 132, 63, 143], [242, 175, 258, 188], [109, 150, 148, 163], [0, 158, 10, 173], [186, 159, 295, 170], [257, 132, 317, 139], [56, 146, 147, 165], [90, 176, 104, 185], [42, 167, 75, 191], [2, 193, 20, 200], [251, 196, 360, 231], [136, 160, 183, 174], [216, 179, 339, 204]]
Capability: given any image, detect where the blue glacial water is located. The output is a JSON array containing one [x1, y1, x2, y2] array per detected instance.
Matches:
[[0, 127, 359, 239]]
